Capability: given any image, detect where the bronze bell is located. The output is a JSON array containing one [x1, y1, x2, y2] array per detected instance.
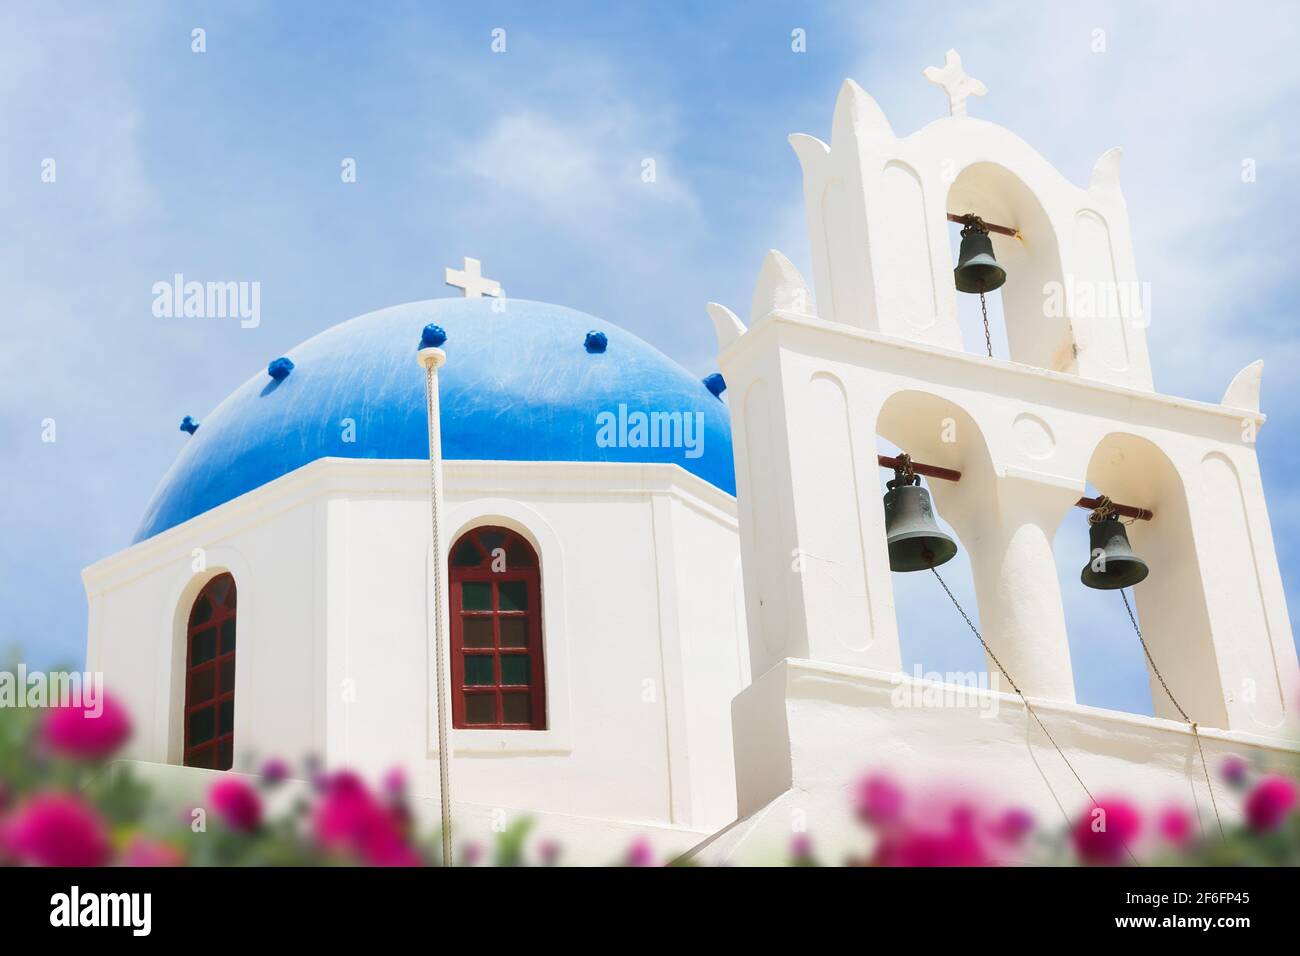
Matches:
[[1080, 514, 1149, 590], [883, 476, 958, 572], [954, 219, 1006, 294]]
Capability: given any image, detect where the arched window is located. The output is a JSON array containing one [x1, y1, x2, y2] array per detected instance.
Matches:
[[184, 573, 237, 769], [449, 526, 546, 730]]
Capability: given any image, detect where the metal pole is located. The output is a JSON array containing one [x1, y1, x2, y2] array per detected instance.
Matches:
[[418, 344, 452, 866]]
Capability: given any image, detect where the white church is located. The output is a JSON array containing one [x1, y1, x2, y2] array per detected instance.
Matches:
[[83, 54, 1299, 864]]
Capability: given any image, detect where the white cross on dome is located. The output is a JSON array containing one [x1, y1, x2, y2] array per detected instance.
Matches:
[[444, 256, 502, 299]]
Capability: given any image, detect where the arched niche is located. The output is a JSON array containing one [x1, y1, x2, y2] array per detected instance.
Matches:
[[1075, 433, 1226, 726], [875, 390, 996, 678], [947, 162, 1075, 374]]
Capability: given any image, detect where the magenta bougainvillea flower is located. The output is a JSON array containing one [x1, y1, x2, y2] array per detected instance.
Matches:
[[624, 837, 656, 867], [1243, 775, 1298, 832], [1220, 754, 1250, 787], [537, 839, 561, 866], [123, 836, 186, 867], [855, 774, 905, 825], [259, 758, 290, 784], [873, 806, 990, 867], [209, 778, 263, 833], [460, 842, 483, 866], [41, 692, 132, 760], [789, 832, 814, 862], [4, 794, 110, 867], [312, 772, 420, 866], [1156, 806, 1195, 846], [1072, 798, 1141, 865], [991, 807, 1035, 845], [381, 767, 406, 798]]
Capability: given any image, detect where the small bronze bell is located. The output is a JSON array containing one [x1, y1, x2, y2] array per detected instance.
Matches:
[[1080, 514, 1149, 590], [954, 218, 1006, 294], [883, 475, 958, 572]]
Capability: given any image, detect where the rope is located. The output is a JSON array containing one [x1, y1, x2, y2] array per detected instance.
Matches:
[[930, 567, 1139, 865], [424, 362, 454, 867], [1120, 589, 1225, 840], [1088, 495, 1114, 525], [979, 292, 993, 358]]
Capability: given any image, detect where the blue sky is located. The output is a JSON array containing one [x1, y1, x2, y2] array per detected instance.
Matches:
[[2, 1, 1297, 717]]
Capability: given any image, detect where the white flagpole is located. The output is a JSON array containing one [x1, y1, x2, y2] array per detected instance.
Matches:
[[417, 330, 452, 867]]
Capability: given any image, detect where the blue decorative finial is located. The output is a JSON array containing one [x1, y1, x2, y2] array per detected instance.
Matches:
[[179, 415, 200, 435], [703, 373, 727, 398], [268, 357, 294, 380], [419, 323, 447, 349], [584, 330, 608, 353]]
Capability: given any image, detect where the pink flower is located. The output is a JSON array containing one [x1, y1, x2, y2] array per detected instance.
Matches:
[[209, 778, 262, 833], [873, 808, 990, 867], [992, 807, 1035, 845], [1220, 754, 1249, 787], [460, 842, 483, 866], [1243, 775, 1298, 832], [855, 774, 905, 826], [624, 837, 656, 867], [789, 833, 814, 862], [537, 839, 561, 866], [123, 837, 185, 867], [41, 692, 131, 760], [1072, 798, 1141, 865], [259, 758, 290, 784], [1157, 806, 1195, 846], [312, 772, 419, 867], [381, 768, 407, 798], [4, 794, 110, 867]]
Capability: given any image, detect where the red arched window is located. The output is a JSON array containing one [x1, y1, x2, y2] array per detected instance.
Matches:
[[183, 573, 237, 769], [449, 526, 546, 730]]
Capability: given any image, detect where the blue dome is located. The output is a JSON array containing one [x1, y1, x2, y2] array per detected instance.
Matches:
[[135, 299, 735, 542]]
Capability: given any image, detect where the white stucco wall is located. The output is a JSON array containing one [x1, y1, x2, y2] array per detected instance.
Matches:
[[82, 457, 749, 848], [695, 659, 1300, 865]]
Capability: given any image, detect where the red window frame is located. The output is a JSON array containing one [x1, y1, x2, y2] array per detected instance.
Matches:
[[183, 572, 237, 770], [449, 526, 546, 730]]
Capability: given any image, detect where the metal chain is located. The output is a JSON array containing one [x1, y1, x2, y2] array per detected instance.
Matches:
[[1120, 589, 1225, 840], [979, 291, 993, 358], [425, 363, 453, 867], [930, 567, 1140, 865]]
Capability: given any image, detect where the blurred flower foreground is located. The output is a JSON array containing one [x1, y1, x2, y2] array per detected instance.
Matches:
[[1, 693, 1297, 866]]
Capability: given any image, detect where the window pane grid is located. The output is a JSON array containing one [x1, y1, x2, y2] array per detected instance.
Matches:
[[183, 574, 237, 771], [450, 527, 545, 730]]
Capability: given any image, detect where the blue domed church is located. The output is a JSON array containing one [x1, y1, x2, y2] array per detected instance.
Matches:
[[83, 271, 751, 861]]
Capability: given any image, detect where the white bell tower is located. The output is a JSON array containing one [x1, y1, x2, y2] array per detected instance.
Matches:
[[701, 53, 1299, 858]]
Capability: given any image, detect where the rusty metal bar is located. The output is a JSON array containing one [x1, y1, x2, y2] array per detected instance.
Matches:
[[877, 455, 1153, 520], [947, 212, 1019, 238], [877, 455, 963, 483], [1075, 496, 1153, 522]]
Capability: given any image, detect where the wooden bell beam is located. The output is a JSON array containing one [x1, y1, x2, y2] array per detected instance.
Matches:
[[1074, 496, 1153, 522], [877, 455, 962, 483], [876, 456, 1153, 520], [947, 212, 1020, 238]]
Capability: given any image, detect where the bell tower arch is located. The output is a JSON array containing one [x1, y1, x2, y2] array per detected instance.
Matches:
[[709, 51, 1297, 736]]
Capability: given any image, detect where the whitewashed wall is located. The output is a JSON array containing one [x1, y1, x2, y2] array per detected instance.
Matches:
[[83, 457, 749, 843]]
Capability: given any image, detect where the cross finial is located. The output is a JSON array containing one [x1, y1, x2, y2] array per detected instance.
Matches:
[[923, 49, 986, 118], [444, 256, 502, 299]]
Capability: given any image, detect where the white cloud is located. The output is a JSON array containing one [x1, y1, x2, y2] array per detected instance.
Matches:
[[453, 100, 698, 235]]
